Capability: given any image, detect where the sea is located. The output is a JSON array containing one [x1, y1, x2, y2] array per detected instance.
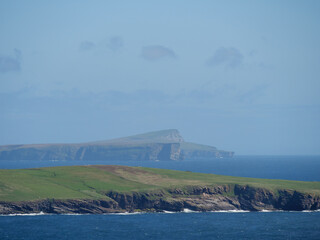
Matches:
[[1, 155, 320, 240]]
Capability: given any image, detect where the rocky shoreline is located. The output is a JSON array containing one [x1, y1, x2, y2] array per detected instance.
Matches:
[[1, 185, 319, 215]]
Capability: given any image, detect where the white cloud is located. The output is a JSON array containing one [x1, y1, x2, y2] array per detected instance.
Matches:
[[207, 47, 243, 68], [0, 49, 21, 73], [141, 45, 176, 61], [108, 36, 123, 52], [79, 41, 96, 51]]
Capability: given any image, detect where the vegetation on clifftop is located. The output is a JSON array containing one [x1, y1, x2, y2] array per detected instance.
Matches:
[[0, 165, 319, 202]]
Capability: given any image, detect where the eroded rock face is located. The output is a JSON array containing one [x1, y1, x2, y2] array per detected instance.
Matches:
[[234, 185, 320, 211], [276, 190, 320, 211], [1, 185, 319, 215], [0, 199, 120, 215], [234, 185, 278, 211]]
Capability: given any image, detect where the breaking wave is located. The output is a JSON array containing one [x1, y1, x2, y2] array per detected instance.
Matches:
[[211, 210, 250, 213], [5, 211, 47, 216]]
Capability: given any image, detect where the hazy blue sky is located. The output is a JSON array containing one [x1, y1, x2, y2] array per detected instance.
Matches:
[[1, 0, 320, 155]]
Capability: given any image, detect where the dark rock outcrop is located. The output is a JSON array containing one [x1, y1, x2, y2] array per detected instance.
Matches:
[[1, 185, 319, 215], [0, 199, 120, 215], [276, 190, 320, 211]]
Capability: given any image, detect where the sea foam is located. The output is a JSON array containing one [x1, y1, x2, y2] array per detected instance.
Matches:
[[7, 211, 46, 216], [182, 208, 199, 213], [110, 212, 145, 215], [162, 210, 175, 214], [211, 210, 250, 213]]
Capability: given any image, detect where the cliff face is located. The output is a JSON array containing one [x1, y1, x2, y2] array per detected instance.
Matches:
[[0, 129, 233, 161], [0, 143, 183, 161], [179, 142, 234, 160], [1, 185, 319, 215], [181, 149, 234, 160]]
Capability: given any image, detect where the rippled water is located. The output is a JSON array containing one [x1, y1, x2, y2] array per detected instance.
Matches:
[[1, 212, 320, 240], [1, 155, 320, 181]]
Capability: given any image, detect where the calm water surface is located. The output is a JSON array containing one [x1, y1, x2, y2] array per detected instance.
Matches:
[[1, 155, 319, 181]]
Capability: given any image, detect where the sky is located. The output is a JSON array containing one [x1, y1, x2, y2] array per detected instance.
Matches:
[[1, 0, 320, 155]]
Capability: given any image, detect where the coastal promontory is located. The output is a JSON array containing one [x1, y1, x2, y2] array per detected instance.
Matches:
[[0, 165, 319, 214], [0, 129, 234, 162]]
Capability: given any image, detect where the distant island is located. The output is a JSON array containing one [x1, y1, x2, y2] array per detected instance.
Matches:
[[0, 165, 319, 214], [0, 129, 234, 161]]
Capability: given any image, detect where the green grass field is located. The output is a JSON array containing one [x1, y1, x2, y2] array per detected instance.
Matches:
[[0, 165, 319, 202]]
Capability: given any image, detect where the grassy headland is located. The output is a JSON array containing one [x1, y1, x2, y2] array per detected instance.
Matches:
[[0, 165, 319, 202]]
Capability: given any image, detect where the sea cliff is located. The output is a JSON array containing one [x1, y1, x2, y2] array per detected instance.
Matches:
[[1, 185, 319, 214], [0, 165, 319, 214]]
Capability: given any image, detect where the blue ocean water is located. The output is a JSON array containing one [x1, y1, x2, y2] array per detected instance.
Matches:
[[1, 156, 320, 239], [0, 212, 320, 240]]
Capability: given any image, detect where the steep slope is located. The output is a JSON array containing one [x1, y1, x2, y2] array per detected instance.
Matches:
[[0, 165, 319, 214], [0, 129, 233, 161]]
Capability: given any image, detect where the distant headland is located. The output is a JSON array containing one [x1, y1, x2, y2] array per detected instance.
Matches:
[[0, 129, 234, 161]]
